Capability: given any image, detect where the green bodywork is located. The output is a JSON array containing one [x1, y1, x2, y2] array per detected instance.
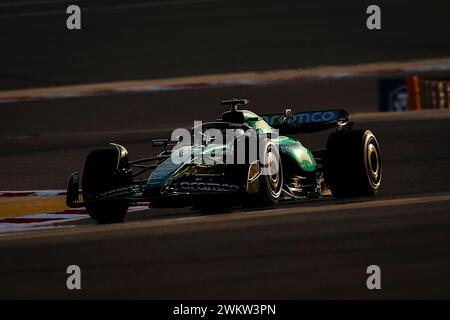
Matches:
[[145, 110, 316, 192], [242, 110, 316, 173]]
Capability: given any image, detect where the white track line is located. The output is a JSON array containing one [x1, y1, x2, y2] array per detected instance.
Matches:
[[1, 58, 450, 104], [0, 205, 150, 234], [3, 193, 450, 240], [0, 190, 67, 197]]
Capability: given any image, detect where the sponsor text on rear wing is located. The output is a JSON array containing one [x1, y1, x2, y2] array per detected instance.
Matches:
[[262, 109, 351, 134]]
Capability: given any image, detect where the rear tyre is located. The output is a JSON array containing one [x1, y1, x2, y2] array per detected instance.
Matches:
[[324, 129, 382, 198], [246, 141, 283, 207], [82, 145, 132, 223]]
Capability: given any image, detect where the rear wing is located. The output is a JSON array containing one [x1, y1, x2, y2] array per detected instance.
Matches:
[[261, 109, 351, 134]]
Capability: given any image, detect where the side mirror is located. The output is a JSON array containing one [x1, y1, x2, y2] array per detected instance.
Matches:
[[283, 108, 293, 124]]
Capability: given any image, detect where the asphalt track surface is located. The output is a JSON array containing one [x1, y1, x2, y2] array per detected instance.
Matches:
[[1, 0, 450, 89], [0, 104, 450, 298], [1, 1, 450, 299]]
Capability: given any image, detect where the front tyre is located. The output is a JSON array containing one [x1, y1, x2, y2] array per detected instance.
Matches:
[[82, 144, 132, 223], [324, 129, 382, 198], [247, 141, 283, 207]]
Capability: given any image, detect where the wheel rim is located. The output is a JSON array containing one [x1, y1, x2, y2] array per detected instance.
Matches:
[[366, 138, 382, 188], [265, 146, 283, 197]]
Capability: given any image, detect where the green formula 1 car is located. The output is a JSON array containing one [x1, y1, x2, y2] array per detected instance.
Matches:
[[66, 98, 382, 223]]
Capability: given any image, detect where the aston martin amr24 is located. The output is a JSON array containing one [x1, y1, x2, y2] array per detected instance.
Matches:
[[66, 98, 382, 223]]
